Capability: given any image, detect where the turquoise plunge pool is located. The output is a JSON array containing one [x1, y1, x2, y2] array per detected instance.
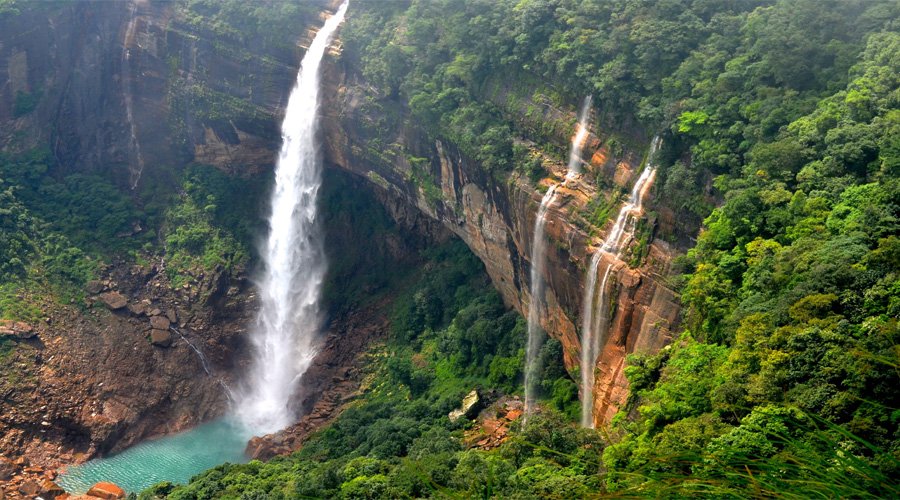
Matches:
[[56, 418, 251, 494]]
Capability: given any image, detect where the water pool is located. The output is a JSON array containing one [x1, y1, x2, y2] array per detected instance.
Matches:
[[56, 418, 251, 494]]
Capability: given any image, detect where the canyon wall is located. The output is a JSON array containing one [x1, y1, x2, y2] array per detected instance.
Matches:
[[319, 62, 684, 427], [0, 0, 685, 450]]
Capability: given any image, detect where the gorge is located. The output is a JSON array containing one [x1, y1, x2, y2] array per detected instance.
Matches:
[[0, 0, 897, 497]]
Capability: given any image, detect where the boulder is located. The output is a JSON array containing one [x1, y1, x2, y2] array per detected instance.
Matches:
[[165, 309, 178, 324], [149, 315, 170, 330], [127, 302, 147, 316], [18, 481, 41, 496], [40, 480, 66, 499], [0, 320, 35, 339], [98, 292, 128, 310], [86, 482, 126, 499], [448, 389, 481, 422], [0, 456, 14, 480], [150, 329, 172, 347], [85, 280, 105, 295]]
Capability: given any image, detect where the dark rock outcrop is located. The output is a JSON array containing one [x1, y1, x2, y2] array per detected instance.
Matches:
[[0, 320, 35, 340], [98, 292, 128, 311]]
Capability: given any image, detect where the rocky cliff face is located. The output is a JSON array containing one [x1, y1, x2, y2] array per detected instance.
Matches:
[[0, 257, 249, 493], [0, 0, 685, 456], [0, 1, 323, 184], [0, 1, 325, 482], [320, 61, 684, 428]]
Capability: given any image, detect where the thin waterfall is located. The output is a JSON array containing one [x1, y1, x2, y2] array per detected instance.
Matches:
[[122, 2, 145, 190], [170, 326, 212, 377], [580, 136, 661, 428], [524, 184, 559, 416], [235, 0, 349, 435], [524, 96, 593, 418], [567, 96, 593, 176]]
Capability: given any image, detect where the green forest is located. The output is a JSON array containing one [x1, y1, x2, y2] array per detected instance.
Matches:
[[0, 0, 897, 498], [142, 0, 898, 497]]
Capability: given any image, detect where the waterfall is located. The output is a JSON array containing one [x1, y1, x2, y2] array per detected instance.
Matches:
[[170, 326, 212, 377], [122, 3, 145, 190], [235, 0, 348, 435], [580, 136, 661, 428], [566, 96, 593, 176], [524, 96, 593, 418], [524, 184, 559, 416]]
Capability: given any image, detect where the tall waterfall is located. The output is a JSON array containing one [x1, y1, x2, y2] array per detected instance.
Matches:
[[580, 136, 661, 428], [524, 184, 559, 416], [524, 96, 593, 417], [235, 0, 349, 435], [566, 96, 593, 176], [123, 3, 145, 190]]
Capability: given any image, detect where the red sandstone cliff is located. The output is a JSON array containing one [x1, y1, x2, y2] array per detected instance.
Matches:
[[320, 60, 683, 428]]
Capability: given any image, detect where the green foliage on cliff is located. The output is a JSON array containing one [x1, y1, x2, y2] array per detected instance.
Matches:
[[163, 165, 265, 285], [0, 150, 115, 318], [604, 23, 899, 499], [176, 0, 326, 47]]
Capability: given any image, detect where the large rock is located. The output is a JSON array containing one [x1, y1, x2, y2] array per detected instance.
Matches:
[[149, 329, 172, 347], [18, 481, 41, 496], [85, 280, 105, 295], [127, 301, 148, 316], [0, 320, 35, 339], [98, 292, 128, 310], [448, 389, 481, 422], [0, 457, 13, 481], [149, 315, 170, 330], [40, 480, 66, 499], [86, 482, 126, 499]]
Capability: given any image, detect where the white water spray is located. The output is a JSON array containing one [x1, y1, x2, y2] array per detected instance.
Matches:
[[580, 136, 661, 428], [235, 1, 348, 435]]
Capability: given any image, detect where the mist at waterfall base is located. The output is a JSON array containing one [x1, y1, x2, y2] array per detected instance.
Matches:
[[57, 3, 349, 493], [580, 136, 661, 428], [56, 419, 250, 494]]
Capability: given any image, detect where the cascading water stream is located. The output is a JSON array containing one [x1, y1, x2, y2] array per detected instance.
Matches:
[[580, 136, 661, 428], [566, 96, 593, 177], [524, 184, 559, 416], [170, 326, 212, 377], [122, 3, 145, 190], [235, 0, 348, 435], [524, 96, 593, 418]]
